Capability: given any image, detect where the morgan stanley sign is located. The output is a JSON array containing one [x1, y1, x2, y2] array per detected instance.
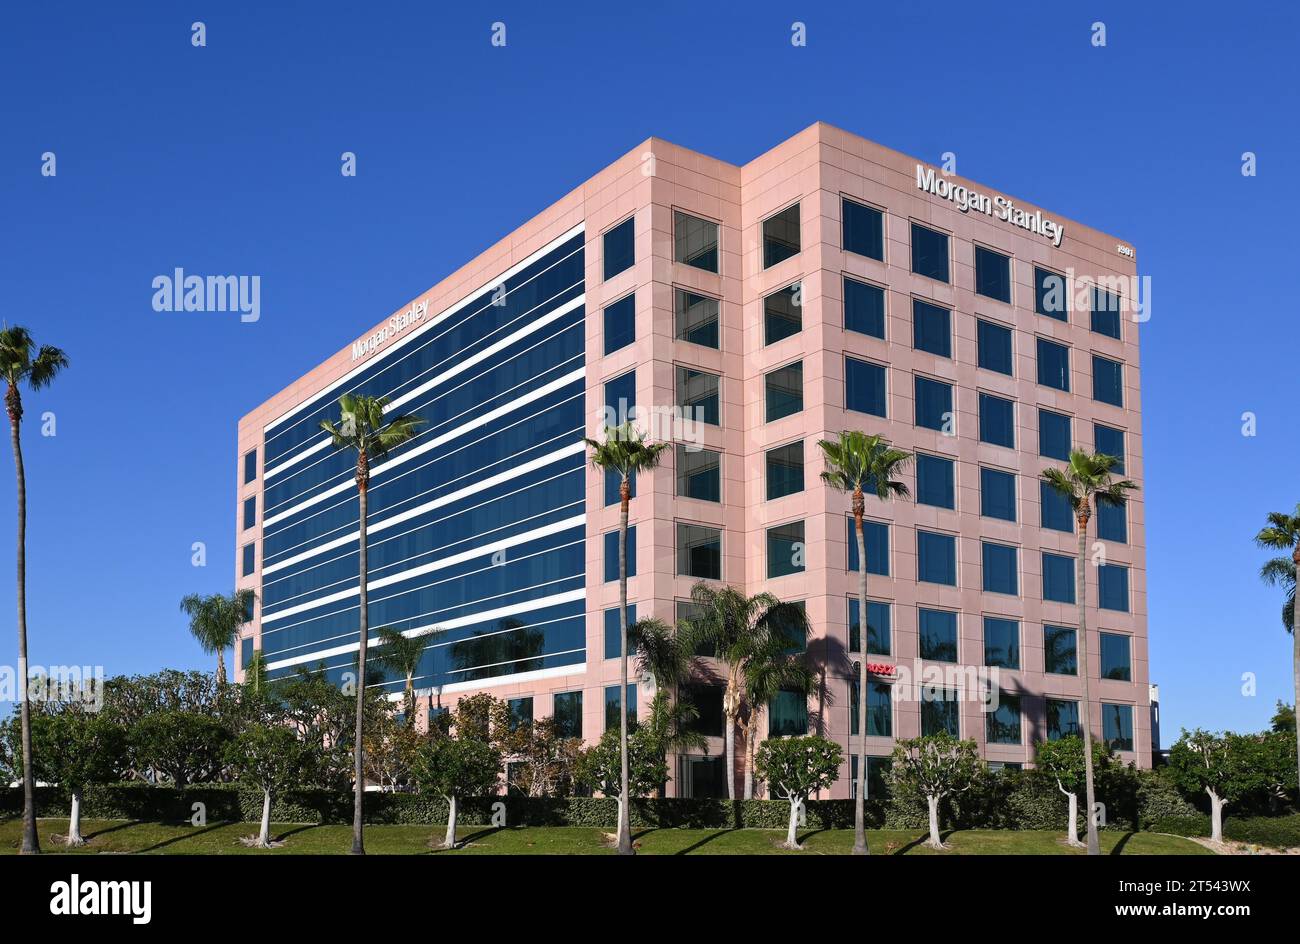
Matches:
[[915, 165, 1065, 247]]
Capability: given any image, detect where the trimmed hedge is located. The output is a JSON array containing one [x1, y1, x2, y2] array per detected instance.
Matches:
[[1140, 813, 1300, 849]]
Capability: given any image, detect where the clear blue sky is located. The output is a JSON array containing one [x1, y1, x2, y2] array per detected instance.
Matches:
[[1, 1, 1295, 739]]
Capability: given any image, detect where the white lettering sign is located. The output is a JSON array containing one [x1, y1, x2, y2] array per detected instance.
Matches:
[[351, 300, 428, 360], [915, 165, 1065, 248]]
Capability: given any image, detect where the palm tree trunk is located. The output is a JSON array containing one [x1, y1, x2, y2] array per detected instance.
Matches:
[[405, 673, 415, 729], [616, 480, 633, 855], [1076, 509, 1100, 856], [8, 393, 40, 855], [852, 503, 869, 856], [216, 648, 227, 688], [351, 477, 368, 855], [743, 722, 755, 800], [723, 690, 737, 800]]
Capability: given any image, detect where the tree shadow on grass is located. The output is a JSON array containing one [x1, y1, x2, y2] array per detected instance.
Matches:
[[133, 822, 233, 854], [895, 829, 953, 855], [1108, 832, 1134, 856], [794, 828, 828, 848], [81, 821, 141, 841], [422, 825, 503, 853], [671, 829, 731, 855]]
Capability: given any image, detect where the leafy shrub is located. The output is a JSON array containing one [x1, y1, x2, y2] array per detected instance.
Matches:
[[1224, 814, 1300, 849]]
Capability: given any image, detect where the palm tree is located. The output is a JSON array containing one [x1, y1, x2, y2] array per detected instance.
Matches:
[[1041, 449, 1139, 856], [179, 589, 254, 687], [818, 430, 911, 856], [630, 615, 706, 785], [584, 422, 668, 856], [320, 393, 422, 855], [372, 625, 437, 727], [1255, 506, 1300, 774], [1, 324, 68, 856], [739, 624, 814, 800], [686, 583, 809, 801]]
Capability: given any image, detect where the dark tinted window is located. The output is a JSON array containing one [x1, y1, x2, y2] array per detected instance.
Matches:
[[975, 246, 1011, 302], [842, 197, 884, 260], [677, 523, 721, 579], [980, 467, 1016, 522], [1091, 287, 1122, 339], [1044, 626, 1078, 676], [1092, 355, 1123, 406], [763, 204, 801, 268], [242, 496, 256, 531], [553, 690, 583, 739], [982, 543, 1019, 596], [676, 445, 721, 502], [677, 367, 720, 425], [1101, 632, 1132, 680], [767, 521, 805, 578], [604, 526, 637, 582], [1042, 552, 1076, 604], [977, 319, 1013, 375], [241, 543, 255, 576], [987, 692, 1022, 744], [603, 217, 634, 280], [917, 531, 957, 585], [605, 684, 636, 732], [850, 679, 893, 736], [846, 518, 890, 575], [1103, 703, 1134, 752], [844, 277, 885, 338], [911, 223, 949, 282], [919, 608, 958, 662], [1097, 498, 1128, 543], [675, 289, 719, 348], [604, 604, 637, 660], [1035, 267, 1068, 320], [912, 299, 952, 357], [765, 361, 804, 421], [766, 442, 804, 500], [1039, 409, 1072, 460], [983, 616, 1020, 668], [845, 357, 887, 417], [674, 211, 718, 273], [1040, 480, 1075, 533], [921, 688, 960, 736], [1037, 338, 1070, 391], [1047, 698, 1080, 740], [243, 448, 258, 484], [1094, 424, 1126, 472], [1099, 564, 1129, 611], [603, 293, 635, 354], [914, 376, 952, 431], [764, 283, 802, 345], [916, 453, 955, 509], [979, 392, 1015, 448], [848, 598, 891, 655]]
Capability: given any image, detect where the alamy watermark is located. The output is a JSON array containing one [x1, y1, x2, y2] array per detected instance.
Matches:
[[1, 663, 106, 712], [152, 268, 260, 323]]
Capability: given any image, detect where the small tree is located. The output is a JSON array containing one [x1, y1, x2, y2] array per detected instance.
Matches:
[[575, 726, 669, 824], [500, 717, 583, 797], [755, 735, 842, 849], [225, 724, 318, 848], [1034, 736, 1113, 847], [889, 733, 982, 850], [412, 735, 503, 849], [1167, 728, 1269, 843], [130, 708, 233, 788]]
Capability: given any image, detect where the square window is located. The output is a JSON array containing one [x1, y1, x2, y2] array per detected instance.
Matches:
[[1040, 480, 1075, 533], [676, 445, 721, 502], [848, 598, 891, 655], [603, 217, 635, 280], [846, 518, 890, 575], [1100, 632, 1132, 681], [846, 357, 887, 417], [1035, 267, 1068, 320], [979, 393, 1015, 448], [242, 496, 256, 531], [766, 441, 804, 500], [604, 467, 634, 507], [910, 223, 949, 282], [604, 604, 638, 660], [764, 283, 802, 345], [987, 692, 1022, 744], [917, 530, 957, 585], [675, 288, 720, 349], [919, 608, 958, 662], [243, 448, 258, 484], [980, 467, 1016, 522], [1037, 338, 1070, 391], [916, 453, 955, 509], [914, 376, 953, 431], [982, 543, 1019, 596], [769, 601, 808, 653], [1092, 355, 1123, 406], [1046, 698, 1080, 740], [765, 361, 804, 421], [977, 319, 1013, 375], [603, 526, 637, 582], [605, 684, 637, 732], [762, 203, 801, 268], [1094, 424, 1126, 473], [767, 520, 805, 578], [1097, 498, 1128, 543], [975, 246, 1011, 302], [1044, 625, 1078, 676], [767, 689, 808, 736], [677, 367, 720, 425], [842, 197, 884, 260], [603, 293, 635, 355], [1099, 564, 1129, 611], [1042, 552, 1076, 604], [850, 679, 893, 737], [848, 755, 893, 800], [553, 690, 583, 739], [674, 211, 719, 273], [1103, 703, 1134, 752], [241, 543, 255, 577], [912, 299, 952, 358], [684, 684, 724, 737], [983, 616, 1020, 669], [508, 696, 533, 731], [1039, 409, 1072, 461], [844, 277, 885, 338], [921, 688, 960, 737], [1091, 287, 1122, 339], [604, 370, 636, 425], [677, 523, 721, 580]]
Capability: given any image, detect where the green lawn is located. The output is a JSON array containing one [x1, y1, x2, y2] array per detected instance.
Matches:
[[1, 819, 1212, 855]]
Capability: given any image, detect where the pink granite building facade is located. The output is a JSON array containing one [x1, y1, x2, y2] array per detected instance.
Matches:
[[235, 122, 1149, 798]]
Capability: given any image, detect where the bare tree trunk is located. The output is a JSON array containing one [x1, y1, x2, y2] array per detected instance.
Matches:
[[259, 789, 272, 846], [1207, 788, 1225, 844], [1076, 509, 1100, 856], [1059, 781, 1083, 847], [615, 482, 633, 855], [67, 789, 84, 846], [351, 477, 368, 855], [926, 795, 943, 849], [852, 502, 870, 856], [743, 723, 755, 799], [8, 393, 39, 855], [444, 795, 458, 848], [785, 796, 801, 849]]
